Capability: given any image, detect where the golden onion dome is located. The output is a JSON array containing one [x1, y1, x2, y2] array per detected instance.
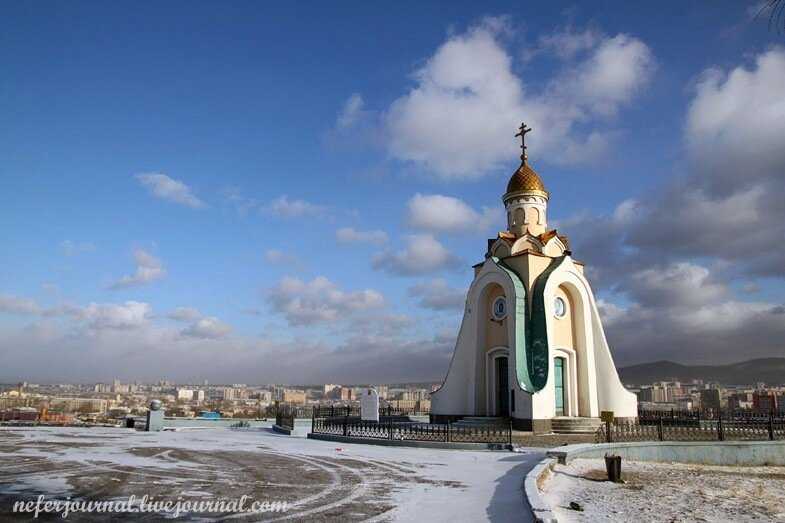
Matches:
[[504, 122, 548, 201], [504, 161, 548, 200]]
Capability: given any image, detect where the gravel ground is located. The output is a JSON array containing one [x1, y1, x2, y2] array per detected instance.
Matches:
[[543, 458, 785, 522]]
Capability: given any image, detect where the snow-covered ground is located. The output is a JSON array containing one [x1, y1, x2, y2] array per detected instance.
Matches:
[[0, 426, 544, 521], [543, 458, 785, 522]]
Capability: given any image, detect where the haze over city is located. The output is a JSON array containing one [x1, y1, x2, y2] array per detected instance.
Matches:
[[2, 1, 785, 385]]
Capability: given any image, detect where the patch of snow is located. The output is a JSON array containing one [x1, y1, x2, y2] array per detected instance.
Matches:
[[543, 458, 785, 522], [1, 426, 545, 522]]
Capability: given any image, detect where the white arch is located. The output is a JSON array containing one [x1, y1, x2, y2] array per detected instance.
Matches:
[[551, 275, 595, 416], [534, 256, 637, 419], [431, 260, 523, 416]]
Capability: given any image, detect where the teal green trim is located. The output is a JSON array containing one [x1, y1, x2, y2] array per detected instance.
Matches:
[[528, 255, 567, 391], [492, 257, 535, 392], [490, 255, 568, 393]]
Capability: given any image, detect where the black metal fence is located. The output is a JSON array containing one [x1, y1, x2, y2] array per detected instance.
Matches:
[[598, 409, 785, 443], [312, 405, 430, 418], [276, 404, 428, 419], [310, 407, 512, 445], [274, 405, 428, 431]]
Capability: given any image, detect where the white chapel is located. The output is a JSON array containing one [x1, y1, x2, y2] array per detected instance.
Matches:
[[430, 123, 637, 432]]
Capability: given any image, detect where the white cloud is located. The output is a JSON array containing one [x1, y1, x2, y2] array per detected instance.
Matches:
[[0, 294, 79, 318], [0, 290, 453, 383], [595, 299, 626, 326], [406, 193, 500, 234], [336, 93, 367, 129], [563, 48, 785, 283], [135, 173, 205, 208], [222, 186, 259, 215], [335, 227, 388, 245], [78, 301, 151, 330], [4, 295, 229, 339], [181, 316, 231, 339], [167, 307, 203, 322], [383, 19, 655, 179], [0, 294, 41, 315], [551, 50, 785, 365], [628, 185, 767, 257], [373, 234, 460, 276], [535, 25, 602, 59], [110, 249, 166, 289], [611, 198, 641, 225], [264, 196, 326, 218], [593, 261, 785, 364], [0, 319, 455, 384], [626, 262, 728, 308], [408, 279, 466, 311], [686, 47, 785, 193], [60, 240, 95, 256], [566, 34, 655, 117], [167, 307, 232, 339], [264, 249, 300, 266], [555, 47, 785, 290], [268, 276, 385, 326]]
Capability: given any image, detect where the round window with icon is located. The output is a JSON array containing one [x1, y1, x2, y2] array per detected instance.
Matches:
[[491, 296, 507, 321], [554, 296, 566, 318]]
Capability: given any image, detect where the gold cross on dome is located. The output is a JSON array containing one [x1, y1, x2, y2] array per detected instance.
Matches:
[[515, 122, 532, 161]]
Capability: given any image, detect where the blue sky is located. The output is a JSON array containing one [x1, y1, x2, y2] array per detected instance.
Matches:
[[2, 1, 784, 384]]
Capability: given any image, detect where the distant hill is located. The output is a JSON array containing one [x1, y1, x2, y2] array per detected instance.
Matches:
[[618, 358, 785, 386]]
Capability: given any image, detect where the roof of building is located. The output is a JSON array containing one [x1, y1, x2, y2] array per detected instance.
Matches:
[[504, 161, 548, 199]]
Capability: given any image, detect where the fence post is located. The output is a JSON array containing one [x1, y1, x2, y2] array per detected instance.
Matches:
[[717, 413, 724, 441], [769, 411, 775, 441], [605, 419, 612, 443], [508, 418, 513, 447], [388, 415, 393, 440], [658, 415, 664, 441], [446, 419, 450, 443], [343, 409, 348, 437], [311, 407, 315, 434]]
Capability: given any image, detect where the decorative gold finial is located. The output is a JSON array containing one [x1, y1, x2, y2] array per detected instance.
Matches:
[[514, 122, 532, 163]]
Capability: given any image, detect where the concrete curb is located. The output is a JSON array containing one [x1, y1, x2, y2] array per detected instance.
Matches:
[[307, 432, 511, 451], [547, 440, 785, 466], [523, 457, 558, 523]]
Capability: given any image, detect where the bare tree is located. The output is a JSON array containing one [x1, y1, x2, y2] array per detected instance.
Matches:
[[756, 0, 785, 34]]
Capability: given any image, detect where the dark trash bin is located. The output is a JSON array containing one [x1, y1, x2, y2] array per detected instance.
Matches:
[[605, 454, 622, 482]]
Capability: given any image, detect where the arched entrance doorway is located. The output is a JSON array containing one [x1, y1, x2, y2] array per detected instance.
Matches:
[[554, 356, 566, 416], [487, 349, 510, 417], [495, 356, 509, 416]]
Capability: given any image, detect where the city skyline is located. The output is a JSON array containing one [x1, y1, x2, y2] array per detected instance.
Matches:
[[2, 1, 785, 384]]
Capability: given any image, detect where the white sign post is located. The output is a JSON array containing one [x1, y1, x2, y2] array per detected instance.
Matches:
[[146, 399, 164, 432], [360, 388, 380, 422]]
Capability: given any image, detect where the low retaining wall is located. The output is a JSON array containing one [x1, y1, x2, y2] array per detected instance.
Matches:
[[547, 440, 785, 466], [307, 432, 508, 451], [272, 418, 311, 437]]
